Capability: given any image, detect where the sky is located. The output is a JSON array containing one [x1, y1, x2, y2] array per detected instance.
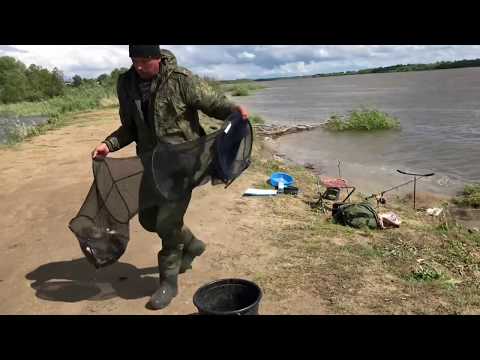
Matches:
[[1, 45, 479, 81]]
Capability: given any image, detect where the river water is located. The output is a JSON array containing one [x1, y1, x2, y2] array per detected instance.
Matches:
[[238, 68, 480, 196], [0, 116, 49, 144]]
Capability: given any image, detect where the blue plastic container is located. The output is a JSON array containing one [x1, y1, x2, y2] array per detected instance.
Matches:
[[269, 172, 294, 188]]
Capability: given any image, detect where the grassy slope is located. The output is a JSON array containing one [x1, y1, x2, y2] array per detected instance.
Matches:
[[248, 141, 480, 314]]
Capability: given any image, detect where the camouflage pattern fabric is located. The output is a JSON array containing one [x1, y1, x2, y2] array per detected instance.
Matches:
[[103, 49, 237, 155]]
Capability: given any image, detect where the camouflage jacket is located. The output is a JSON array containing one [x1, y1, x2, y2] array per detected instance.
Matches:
[[103, 49, 237, 155]]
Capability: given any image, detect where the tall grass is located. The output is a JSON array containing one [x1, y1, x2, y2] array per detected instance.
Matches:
[[0, 85, 116, 118], [325, 107, 400, 131], [0, 84, 117, 145]]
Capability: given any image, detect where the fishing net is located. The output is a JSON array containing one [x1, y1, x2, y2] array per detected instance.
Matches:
[[68, 157, 143, 268], [69, 112, 253, 268], [151, 112, 253, 201], [212, 113, 253, 187]]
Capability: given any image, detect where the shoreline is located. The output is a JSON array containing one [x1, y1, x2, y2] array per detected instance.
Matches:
[[258, 126, 459, 200], [253, 119, 467, 200]]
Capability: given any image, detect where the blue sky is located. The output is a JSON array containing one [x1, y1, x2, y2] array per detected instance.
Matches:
[[1, 45, 479, 80]]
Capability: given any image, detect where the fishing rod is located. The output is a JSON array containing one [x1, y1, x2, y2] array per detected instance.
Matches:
[[365, 169, 435, 209]]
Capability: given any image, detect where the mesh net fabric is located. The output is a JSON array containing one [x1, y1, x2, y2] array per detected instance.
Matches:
[[212, 115, 253, 187], [149, 112, 253, 201], [148, 131, 219, 202], [69, 113, 253, 268], [68, 157, 143, 268]]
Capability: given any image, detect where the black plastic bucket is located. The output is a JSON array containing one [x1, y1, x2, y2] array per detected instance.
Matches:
[[193, 278, 262, 315]]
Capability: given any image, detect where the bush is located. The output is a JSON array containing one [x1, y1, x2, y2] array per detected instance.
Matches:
[[410, 263, 443, 282], [225, 82, 266, 97], [231, 85, 250, 96], [249, 114, 265, 125], [454, 183, 480, 208], [326, 107, 400, 131]]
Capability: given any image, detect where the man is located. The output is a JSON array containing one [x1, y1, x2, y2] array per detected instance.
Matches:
[[91, 45, 249, 310]]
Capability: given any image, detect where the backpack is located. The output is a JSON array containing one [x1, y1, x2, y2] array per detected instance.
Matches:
[[332, 202, 381, 229]]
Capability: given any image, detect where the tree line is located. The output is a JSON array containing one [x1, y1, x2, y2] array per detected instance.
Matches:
[[0, 56, 128, 105], [0, 57, 65, 103], [314, 58, 480, 77], [254, 58, 480, 82], [71, 67, 128, 88]]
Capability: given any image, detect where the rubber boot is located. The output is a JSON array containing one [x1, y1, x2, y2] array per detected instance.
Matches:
[[179, 228, 206, 274], [147, 249, 182, 310]]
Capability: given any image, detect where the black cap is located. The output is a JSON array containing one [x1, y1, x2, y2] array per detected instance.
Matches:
[[129, 45, 161, 59]]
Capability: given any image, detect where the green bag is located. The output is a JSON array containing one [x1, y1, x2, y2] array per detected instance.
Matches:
[[332, 202, 380, 229]]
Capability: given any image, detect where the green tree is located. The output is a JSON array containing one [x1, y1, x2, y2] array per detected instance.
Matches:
[[72, 75, 83, 87], [97, 73, 108, 85], [25, 64, 65, 101], [49, 67, 65, 96], [108, 67, 128, 86], [0, 56, 29, 103]]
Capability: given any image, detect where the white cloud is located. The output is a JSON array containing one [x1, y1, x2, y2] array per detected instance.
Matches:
[[0, 45, 130, 79], [1, 45, 479, 80], [237, 51, 256, 60]]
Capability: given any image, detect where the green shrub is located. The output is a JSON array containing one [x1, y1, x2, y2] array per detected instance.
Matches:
[[225, 82, 266, 96], [326, 107, 400, 131], [250, 114, 265, 125], [230, 85, 250, 96], [454, 183, 480, 208]]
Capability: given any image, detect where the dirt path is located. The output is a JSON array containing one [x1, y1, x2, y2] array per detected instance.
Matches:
[[0, 109, 326, 315]]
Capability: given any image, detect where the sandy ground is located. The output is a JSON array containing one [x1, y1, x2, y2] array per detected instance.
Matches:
[[0, 109, 326, 315]]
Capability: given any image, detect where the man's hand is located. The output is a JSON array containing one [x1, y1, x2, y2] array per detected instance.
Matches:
[[91, 143, 110, 159], [236, 105, 249, 120]]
